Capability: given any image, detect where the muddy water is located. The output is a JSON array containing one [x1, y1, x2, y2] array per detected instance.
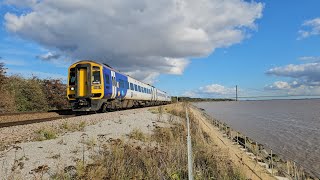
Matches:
[[194, 99, 320, 176]]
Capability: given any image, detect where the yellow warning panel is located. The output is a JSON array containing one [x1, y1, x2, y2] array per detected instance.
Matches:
[[78, 68, 87, 97]]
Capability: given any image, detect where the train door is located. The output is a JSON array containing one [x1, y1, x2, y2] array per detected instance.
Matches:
[[111, 71, 117, 99], [103, 67, 112, 98], [76, 64, 91, 98]]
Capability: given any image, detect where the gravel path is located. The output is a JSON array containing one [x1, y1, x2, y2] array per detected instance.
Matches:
[[0, 107, 172, 179]]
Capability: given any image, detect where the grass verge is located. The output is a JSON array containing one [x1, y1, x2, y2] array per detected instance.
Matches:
[[53, 103, 244, 179]]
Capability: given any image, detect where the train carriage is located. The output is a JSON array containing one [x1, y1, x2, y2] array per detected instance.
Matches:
[[67, 60, 171, 112]]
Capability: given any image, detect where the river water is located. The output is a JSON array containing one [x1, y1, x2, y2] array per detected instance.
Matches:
[[194, 99, 320, 176]]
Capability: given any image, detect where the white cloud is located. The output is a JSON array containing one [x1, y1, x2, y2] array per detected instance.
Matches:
[[298, 17, 320, 39], [36, 52, 60, 61], [266, 62, 320, 96], [199, 84, 235, 95], [183, 84, 236, 98], [4, 0, 39, 8], [265, 80, 320, 96], [4, 0, 263, 83], [265, 81, 292, 90], [266, 63, 320, 82]]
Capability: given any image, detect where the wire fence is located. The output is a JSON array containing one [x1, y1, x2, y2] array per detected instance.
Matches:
[[199, 111, 319, 180]]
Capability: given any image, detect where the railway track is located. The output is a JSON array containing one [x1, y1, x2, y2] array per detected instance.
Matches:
[[0, 115, 76, 128], [0, 109, 75, 128]]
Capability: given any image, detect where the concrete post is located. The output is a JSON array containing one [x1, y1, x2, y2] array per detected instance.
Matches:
[[271, 149, 273, 176]]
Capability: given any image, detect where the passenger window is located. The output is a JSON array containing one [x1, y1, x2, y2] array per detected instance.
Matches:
[[105, 75, 110, 84], [130, 83, 134, 90], [134, 84, 138, 91]]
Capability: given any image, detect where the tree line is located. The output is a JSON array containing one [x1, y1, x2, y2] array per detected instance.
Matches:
[[0, 62, 69, 113], [171, 96, 235, 102]]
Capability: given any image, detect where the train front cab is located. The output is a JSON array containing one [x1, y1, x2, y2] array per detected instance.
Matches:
[[67, 61, 105, 111]]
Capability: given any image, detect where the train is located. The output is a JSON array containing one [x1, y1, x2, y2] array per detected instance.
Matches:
[[67, 60, 171, 112]]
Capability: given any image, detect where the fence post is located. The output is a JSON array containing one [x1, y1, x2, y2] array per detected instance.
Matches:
[[294, 161, 296, 180], [287, 161, 290, 176], [185, 107, 193, 180], [237, 132, 239, 144], [244, 136, 246, 150], [271, 149, 273, 176]]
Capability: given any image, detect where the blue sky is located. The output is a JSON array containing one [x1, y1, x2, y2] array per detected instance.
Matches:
[[1, 0, 320, 99]]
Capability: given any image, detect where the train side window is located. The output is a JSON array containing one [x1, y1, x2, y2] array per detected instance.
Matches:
[[138, 86, 141, 92], [69, 68, 76, 85], [130, 83, 133, 90], [119, 79, 124, 88], [134, 84, 138, 91], [105, 75, 110, 84]]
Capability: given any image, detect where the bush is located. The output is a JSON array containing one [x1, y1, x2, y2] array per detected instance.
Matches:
[[0, 63, 15, 112], [42, 79, 69, 110], [0, 62, 69, 112], [7, 76, 48, 111]]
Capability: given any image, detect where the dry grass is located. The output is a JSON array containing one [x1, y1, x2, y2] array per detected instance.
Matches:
[[128, 128, 147, 142], [35, 129, 57, 141], [53, 103, 244, 179], [60, 121, 86, 132]]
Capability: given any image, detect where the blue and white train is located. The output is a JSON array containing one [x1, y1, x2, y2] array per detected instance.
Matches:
[[67, 60, 171, 112]]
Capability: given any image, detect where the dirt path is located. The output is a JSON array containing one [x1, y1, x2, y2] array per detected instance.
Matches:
[[190, 106, 276, 180]]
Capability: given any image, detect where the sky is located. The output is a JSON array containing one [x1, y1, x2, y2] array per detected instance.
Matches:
[[0, 0, 320, 99]]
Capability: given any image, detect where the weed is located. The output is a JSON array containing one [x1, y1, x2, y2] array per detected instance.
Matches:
[[78, 121, 86, 131], [35, 129, 57, 141], [128, 128, 147, 142], [60, 121, 86, 132]]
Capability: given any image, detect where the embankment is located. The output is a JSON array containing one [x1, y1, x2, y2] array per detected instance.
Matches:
[[0, 103, 290, 179]]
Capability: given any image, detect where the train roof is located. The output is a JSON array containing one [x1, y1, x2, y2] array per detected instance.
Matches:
[[72, 60, 169, 95]]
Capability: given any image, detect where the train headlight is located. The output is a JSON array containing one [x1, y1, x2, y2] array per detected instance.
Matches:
[[70, 87, 75, 91]]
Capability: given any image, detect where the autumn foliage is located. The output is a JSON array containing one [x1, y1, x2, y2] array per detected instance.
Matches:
[[0, 63, 69, 113]]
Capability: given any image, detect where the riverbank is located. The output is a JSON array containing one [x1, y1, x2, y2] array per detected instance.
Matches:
[[194, 100, 320, 178]]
